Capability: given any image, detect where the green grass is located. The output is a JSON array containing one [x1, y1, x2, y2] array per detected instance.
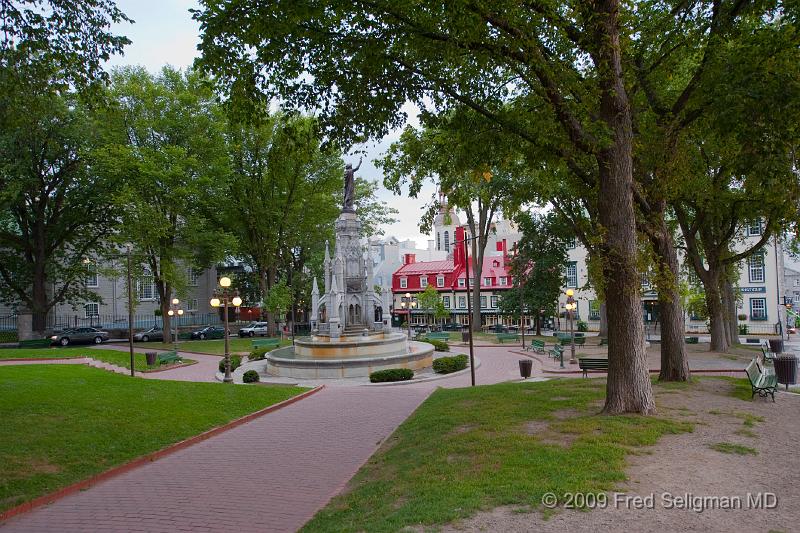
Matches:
[[708, 442, 758, 455], [0, 365, 306, 512], [0, 347, 193, 371], [132, 337, 290, 355], [303, 379, 692, 533], [734, 428, 758, 438]]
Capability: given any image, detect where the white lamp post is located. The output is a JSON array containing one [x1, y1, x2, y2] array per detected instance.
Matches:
[[211, 276, 242, 383]]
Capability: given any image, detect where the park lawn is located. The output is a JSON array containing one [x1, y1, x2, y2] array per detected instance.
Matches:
[[0, 347, 193, 371], [303, 379, 693, 533], [133, 337, 291, 355], [0, 365, 306, 513]]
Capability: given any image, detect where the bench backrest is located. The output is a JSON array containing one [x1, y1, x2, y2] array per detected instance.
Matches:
[[532, 340, 545, 347], [578, 358, 609, 368], [744, 359, 762, 385]]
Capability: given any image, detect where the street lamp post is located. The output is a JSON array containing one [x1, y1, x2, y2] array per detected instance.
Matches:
[[402, 292, 416, 338], [166, 298, 184, 351], [455, 235, 479, 387], [565, 289, 577, 364], [211, 276, 242, 383]]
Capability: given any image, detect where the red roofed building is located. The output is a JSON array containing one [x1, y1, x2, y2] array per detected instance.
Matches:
[[391, 226, 517, 328]]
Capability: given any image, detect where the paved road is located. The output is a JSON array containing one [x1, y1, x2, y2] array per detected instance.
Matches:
[[1, 346, 532, 533]]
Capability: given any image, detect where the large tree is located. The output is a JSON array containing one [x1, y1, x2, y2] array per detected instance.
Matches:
[[98, 66, 230, 336]]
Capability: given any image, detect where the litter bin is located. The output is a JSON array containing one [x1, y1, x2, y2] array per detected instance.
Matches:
[[769, 339, 784, 354], [774, 354, 798, 390], [519, 359, 533, 379], [462, 331, 470, 342], [145, 351, 157, 366]]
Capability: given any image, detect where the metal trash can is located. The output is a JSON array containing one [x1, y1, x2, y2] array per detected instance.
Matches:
[[462, 331, 470, 342], [774, 354, 798, 390], [145, 351, 157, 366], [519, 359, 533, 379], [769, 339, 784, 354]]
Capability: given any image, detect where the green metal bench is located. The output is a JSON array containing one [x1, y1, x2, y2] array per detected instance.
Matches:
[[252, 338, 280, 350], [598, 337, 608, 346], [425, 332, 450, 341], [528, 339, 546, 354], [157, 350, 181, 365], [18, 338, 52, 348], [578, 357, 609, 378], [548, 344, 564, 360], [744, 358, 777, 402], [685, 336, 699, 344], [496, 333, 519, 343]]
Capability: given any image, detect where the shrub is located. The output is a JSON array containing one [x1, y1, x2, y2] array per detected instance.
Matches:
[[242, 370, 260, 383], [249, 349, 267, 361], [423, 338, 449, 352], [369, 368, 414, 383], [737, 313, 748, 321], [433, 354, 468, 374], [738, 324, 748, 335], [577, 320, 588, 332], [218, 355, 242, 373]]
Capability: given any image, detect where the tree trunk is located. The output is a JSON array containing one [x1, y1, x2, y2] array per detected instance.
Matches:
[[31, 262, 49, 335], [704, 271, 728, 353], [593, 0, 655, 414], [470, 238, 483, 334], [157, 281, 172, 341], [535, 314, 542, 336], [598, 303, 608, 338], [721, 276, 738, 346], [650, 211, 690, 381]]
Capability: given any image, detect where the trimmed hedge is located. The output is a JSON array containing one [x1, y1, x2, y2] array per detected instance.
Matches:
[[249, 349, 267, 361], [218, 355, 242, 373], [433, 354, 468, 374], [242, 370, 260, 383], [370, 368, 414, 383], [423, 338, 449, 352]]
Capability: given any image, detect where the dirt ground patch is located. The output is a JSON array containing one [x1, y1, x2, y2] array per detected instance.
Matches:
[[443, 379, 800, 533]]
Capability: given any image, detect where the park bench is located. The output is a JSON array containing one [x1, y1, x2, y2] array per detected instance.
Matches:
[[252, 338, 280, 350], [425, 332, 450, 341], [578, 357, 609, 378], [598, 337, 608, 346], [744, 358, 777, 402], [156, 350, 181, 366], [496, 333, 519, 343], [528, 339, 546, 354], [548, 344, 564, 361], [18, 338, 52, 348], [685, 336, 699, 344], [574, 336, 586, 346]]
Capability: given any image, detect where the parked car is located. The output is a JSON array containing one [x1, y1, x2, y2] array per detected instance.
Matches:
[[50, 327, 110, 346], [238, 322, 269, 337], [190, 326, 226, 340], [133, 326, 164, 342]]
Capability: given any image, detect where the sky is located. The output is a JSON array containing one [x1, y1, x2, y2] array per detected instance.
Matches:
[[106, 0, 436, 249]]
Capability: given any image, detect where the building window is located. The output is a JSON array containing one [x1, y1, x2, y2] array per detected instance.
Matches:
[[468, 277, 474, 287], [85, 262, 98, 288], [420, 276, 428, 288], [458, 278, 465, 287], [442, 296, 450, 308], [458, 296, 466, 309], [400, 277, 407, 289], [499, 276, 508, 286], [641, 274, 651, 290], [746, 220, 762, 236], [748, 253, 765, 283], [188, 268, 200, 287], [566, 262, 578, 288], [84, 303, 99, 318], [137, 268, 155, 300], [750, 298, 767, 321], [436, 275, 445, 287], [490, 295, 498, 308], [437, 232, 441, 251], [444, 231, 450, 252], [786, 297, 794, 305], [480, 296, 487, 308], [589, 300, 600, 320], [483, 277, 491, 286], [567, 238, 576, 249], [188, 298, 198, 312], [794, 279, 800, 287]]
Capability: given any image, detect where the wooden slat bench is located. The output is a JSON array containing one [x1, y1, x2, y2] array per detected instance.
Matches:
[[744, 358, 777, 402], [157, 350, 181, 365], [496, 333, 519, 343], [425, 332, 450, 341], [528, 339, 546, 354], [685, 336, 699, 344], [18, 338, 53, 348], [548, 344, 564, 361], [578, 357, 609, 378], [252, 338, 280, 350]]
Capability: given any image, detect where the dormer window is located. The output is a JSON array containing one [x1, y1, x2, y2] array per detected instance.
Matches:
[[483, 277, 491, 286], [420, 276, 428, 288], [436, 275, 445, 287], [400, 277, 407, 289], [458, 278, 465, 287]]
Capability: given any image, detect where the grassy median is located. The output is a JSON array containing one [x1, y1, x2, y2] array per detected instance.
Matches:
[[0, 347, 192, 371]]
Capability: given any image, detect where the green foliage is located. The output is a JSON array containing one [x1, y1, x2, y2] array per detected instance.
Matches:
[[264, 278, 292, 319], [738, 324, 748, 335], [708, 442, 758, 456], [369, 368, 413, 383], [416, 285, 448, 326], [249, 349, 267, 361], [422, 338, 449, 352], [218, 355, 242, 373], [242, 370, 260, 383], [432, 354, 468, 374], [577, 320, 588, 333]]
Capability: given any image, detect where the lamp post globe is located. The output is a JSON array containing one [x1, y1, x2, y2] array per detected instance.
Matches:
[[219, 276, 232, 288]]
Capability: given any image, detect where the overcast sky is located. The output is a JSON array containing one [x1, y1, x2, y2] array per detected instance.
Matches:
[[107, 0, 437, 248]]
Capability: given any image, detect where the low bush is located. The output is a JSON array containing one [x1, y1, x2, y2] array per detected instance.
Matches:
[[249, 349, 267, 361], [738, 324, 748, 335], [423, 338, 449, 352], [577, 320, 588, 332], [369, 368, 414, 383], [242, 370, 260, 383], [432, 354, 468, 374], [218, 355, 242, 373]]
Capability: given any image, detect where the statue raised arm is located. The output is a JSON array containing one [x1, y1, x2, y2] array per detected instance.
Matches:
[[343, 157, 362, 213]]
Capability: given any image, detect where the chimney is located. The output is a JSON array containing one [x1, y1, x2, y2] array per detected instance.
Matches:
[[404, 253, 416, 265]]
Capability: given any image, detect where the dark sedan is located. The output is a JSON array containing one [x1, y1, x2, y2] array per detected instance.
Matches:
[[50, 327, 110, 346], [133, 326, 164, 342], [190, 326, 226, 340]]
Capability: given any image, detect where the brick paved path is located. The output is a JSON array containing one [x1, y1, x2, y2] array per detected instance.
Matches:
[[1, 346, 531, 533]]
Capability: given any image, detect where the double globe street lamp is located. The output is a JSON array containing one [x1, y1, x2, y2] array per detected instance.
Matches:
[[210, 276, 242, 383], [565, 289, 578, 365], [166, 297, 184, 350], [401, 292, 416, 338]]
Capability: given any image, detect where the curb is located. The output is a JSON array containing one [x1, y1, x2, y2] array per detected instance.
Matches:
[[0, 357, 85, 363], [0, 384, 324, 524], [364, 356, 483, 387]]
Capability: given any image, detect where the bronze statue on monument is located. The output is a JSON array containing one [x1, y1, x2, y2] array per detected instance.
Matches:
[[342, 157, 361, 213]]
